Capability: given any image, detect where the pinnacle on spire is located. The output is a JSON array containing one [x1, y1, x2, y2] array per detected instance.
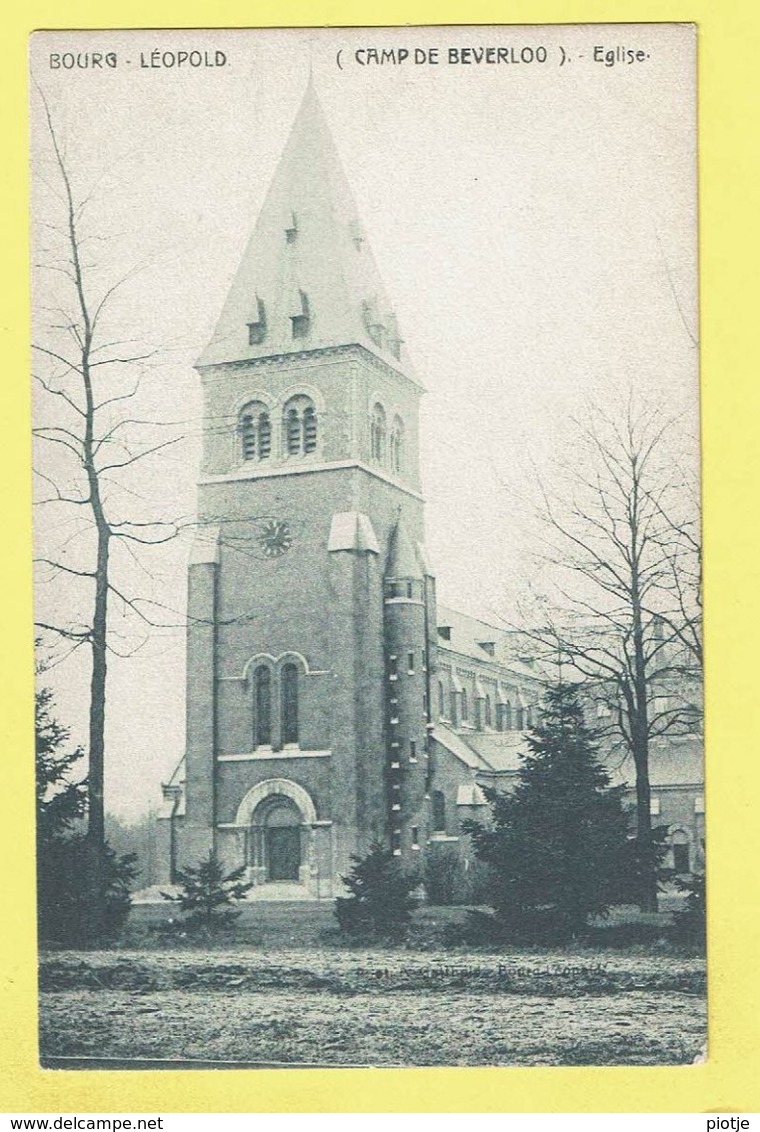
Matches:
[[197, 79, 414, 378]]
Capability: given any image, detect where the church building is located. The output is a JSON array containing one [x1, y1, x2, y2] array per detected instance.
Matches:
[[156, 80, 703, 898]]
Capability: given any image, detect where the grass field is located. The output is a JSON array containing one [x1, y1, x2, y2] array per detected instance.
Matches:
[[38, 903, 707, 1068]]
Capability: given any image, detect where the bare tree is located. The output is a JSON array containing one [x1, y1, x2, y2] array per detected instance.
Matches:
[[32, 93, 184, 935], [524, 397, 702, 911]]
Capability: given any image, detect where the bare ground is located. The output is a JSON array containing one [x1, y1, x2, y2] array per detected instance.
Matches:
[[39, 947, 706, 1067]]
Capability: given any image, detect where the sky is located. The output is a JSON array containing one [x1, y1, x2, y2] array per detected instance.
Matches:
[[29, 25, 698, 820]]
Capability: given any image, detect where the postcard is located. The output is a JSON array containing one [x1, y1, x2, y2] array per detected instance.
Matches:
[[29, 24, 703, 1069]]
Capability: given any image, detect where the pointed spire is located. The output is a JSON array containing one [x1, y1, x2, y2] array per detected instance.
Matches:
[[385, 515, 424, 580], [198, 79, 415, 379]]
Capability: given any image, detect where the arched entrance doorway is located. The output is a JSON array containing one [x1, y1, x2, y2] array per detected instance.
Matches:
[[259, 796, 302, 881], [232, 777, 327, 896]]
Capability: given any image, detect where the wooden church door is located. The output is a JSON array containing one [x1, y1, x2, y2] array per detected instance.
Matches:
[[267, 826, 301, 881]]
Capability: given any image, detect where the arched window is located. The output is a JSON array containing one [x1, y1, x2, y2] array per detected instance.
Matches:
[[239, 402, 271, 462], [438, 680, 445, 717], [526, 706, 534, 728], [485, 695, 492, 728], [281, 663, 299, 746], [254, 666, 271, 747], [461, 688, 469, 721], [283, 395, 318, 457], [516, 706, 525, 730], [431, 790, 446, 832], [371, 403, 386, 462], [390, 415, 404, 473], [504, 702, 513, 730], [449, 690, 458, 727]]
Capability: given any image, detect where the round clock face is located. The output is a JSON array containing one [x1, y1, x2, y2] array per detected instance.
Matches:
[[259, 518, 294, 558]]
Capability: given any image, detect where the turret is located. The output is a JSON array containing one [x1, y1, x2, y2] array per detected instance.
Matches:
[[383, 516, 430, 857]]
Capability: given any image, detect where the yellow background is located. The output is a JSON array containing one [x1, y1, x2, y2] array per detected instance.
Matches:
[[2, 0, 758, 1114]]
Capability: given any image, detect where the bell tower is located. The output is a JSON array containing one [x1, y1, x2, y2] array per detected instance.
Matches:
[[175, 78, 435, 894]]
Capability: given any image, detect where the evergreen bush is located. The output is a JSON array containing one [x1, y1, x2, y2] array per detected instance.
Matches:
[[463, 683, 631, 942], [335, 841, 419, 938], [162, 851, 252, 930]]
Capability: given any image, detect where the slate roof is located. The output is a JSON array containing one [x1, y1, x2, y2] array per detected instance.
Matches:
[[436, 604, 542, 682], [197, 77, 416, 378]]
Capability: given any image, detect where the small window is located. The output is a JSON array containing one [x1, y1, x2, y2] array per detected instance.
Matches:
[[461, 688, 469, 721], [407, 651, 415, 673], [281, 663, 299, 746], [516, 707, 525, 730], [286, 407, 301, 455], [303, 405, 317, 453], [422, 650, 427, 671], [438, 681, 445, 716], [392, 829, 401, 855], [390, 415, 404, 473], [432, 790, 446, 832], [371, 403, 387, 463], [504, 702, 513, 730], [254, 666, 271, 747], [411, 827, 420, 849], [485, 695, 492, 728], [388, 655, 398, 679], [423, 692, 428, 716], [449, 691, 458, 727], [406, 581, 413, 598], [410, 740, 417, 762]]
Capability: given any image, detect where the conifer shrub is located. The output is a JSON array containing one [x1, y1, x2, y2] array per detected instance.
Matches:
[[36, 683, 136, 946], [463, 683, 631, 943], [335, 841, 419, 938], [162, 851, 252, 930], [672, 865, 706, 947]]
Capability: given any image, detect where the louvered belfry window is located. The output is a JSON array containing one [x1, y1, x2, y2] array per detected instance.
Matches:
[[283, 395, 318, 457], [240, 402, 271, 462]]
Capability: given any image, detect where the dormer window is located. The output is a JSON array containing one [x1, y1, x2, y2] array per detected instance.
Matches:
[[362, 299, 384, 349], [350, 220, 364, 252], [247, 297, 267, 345], [291, 289, 310, 339], [386, 312, 402, 360], [478, 641, 495, 657], [438, 626, 451, 642]]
